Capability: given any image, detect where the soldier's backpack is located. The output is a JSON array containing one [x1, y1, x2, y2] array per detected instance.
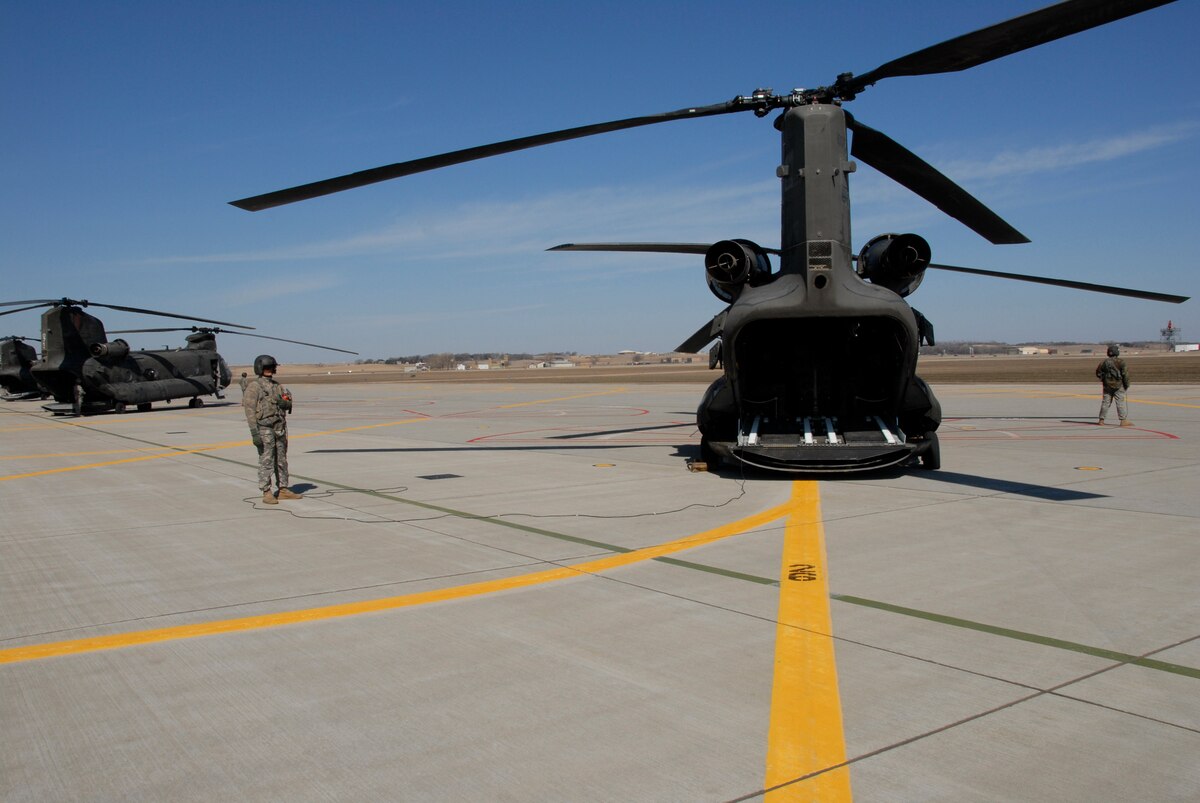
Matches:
[[1099, 358, 1124, 390]]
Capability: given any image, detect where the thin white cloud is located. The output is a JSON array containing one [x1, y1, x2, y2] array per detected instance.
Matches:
[[935, 122, 1197, 182]]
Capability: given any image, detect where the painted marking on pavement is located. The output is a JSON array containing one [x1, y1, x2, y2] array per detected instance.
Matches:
[[497, 388, 628, 409], [764, 482, 852, 801], [0, 496, 797, 665], [0, 418, 430, 482], [832, 595, 1200, 680]]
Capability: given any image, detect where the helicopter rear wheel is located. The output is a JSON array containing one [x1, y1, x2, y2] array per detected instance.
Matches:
[[918, 432, 940, 470], [114, 401, 127, 414], [189, 397, 204, 408]]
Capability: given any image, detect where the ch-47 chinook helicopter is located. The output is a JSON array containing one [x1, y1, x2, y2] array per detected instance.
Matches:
[[0, 299, 357, 416], [0, 336, 46, 400], [229, 0, 1188, 472]]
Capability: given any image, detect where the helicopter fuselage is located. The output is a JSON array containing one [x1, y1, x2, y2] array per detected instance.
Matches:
[[31, 307, 230, 414], [697, 104, 940, 472]]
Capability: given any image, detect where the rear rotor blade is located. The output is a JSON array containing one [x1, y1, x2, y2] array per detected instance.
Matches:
[[848, 116, 1029, 245], [231, 101, 748, 211], [844, 0, 1177, 95], [550, 242, 783, 256], [676, 310, 728, 354], [550, 242, 709, 255], [928, 262, 1188, 303]]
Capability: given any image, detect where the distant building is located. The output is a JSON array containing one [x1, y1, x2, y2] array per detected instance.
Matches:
[[1175, 344, 1199, 352]]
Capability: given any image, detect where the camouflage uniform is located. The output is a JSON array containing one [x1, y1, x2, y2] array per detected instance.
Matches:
[[238, 373, 249, 392], [1095, 356, 1130, 424], [243, 375, 291, 493]]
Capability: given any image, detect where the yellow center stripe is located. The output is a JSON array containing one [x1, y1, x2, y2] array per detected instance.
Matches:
[[764, 481, 852, 800], [0, 495, 797, 665]]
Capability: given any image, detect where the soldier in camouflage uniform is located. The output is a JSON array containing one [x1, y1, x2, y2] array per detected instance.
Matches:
[[1095, 344, 1132, 427], [238, 372, 249, 392], [243, 354, 302, 504]]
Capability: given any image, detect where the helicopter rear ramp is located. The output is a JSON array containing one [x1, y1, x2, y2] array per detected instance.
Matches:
[[711, 412, 936, 472]]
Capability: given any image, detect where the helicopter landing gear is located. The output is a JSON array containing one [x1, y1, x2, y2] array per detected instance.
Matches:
[[188, 397, 204, 408], [114, 401, 127, 414], [137, 402, 152, 412], [917, 432, 940, 470]]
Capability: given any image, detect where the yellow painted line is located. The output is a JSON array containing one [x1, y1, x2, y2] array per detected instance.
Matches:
[[0, 407, 236, 432], [0, 418, 430, 482], [0, 496, 797, 665], [497, 388, 628, 409], [0, 448, 174, 461], [764, 481, 851, 801]]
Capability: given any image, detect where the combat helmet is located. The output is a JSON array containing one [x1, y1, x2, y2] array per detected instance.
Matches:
[[253, 354, 279, 376], [1106, 344, 1120, 357]]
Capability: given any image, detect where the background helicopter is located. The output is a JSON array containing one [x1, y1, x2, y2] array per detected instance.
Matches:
[[229, 0, 1188, 472], [0, 336, 46, 400], [0, 299, 357, 415]]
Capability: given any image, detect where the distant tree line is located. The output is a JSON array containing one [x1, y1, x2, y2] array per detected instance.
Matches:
[[354, 352, 580, 368], [921, 340, 1168, 356]]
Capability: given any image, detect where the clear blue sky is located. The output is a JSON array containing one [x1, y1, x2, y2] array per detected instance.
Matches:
[[3, 0, 1197, 363]]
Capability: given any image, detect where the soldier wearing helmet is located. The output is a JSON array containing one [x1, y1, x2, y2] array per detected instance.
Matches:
[[243, 354, 301, 504], [1095, 344, 1132, 427]]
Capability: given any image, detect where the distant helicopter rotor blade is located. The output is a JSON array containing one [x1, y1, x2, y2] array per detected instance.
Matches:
[[0, 299, 65, 308], [927, 262, 1189, 303], [231, 101, 749, 211], [0, 299, 255, 329], [110, 327, 358, 355], [215, 330, 359, 355], [842, 0, 1177, 96], [847, 116, 1029, 245], [0, 303, 53, 318], [86, 303, 255, 329]]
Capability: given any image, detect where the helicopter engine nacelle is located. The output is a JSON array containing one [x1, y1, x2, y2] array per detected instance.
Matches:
[[857, 233, 930, 298], [705, 239, 771, 303], [90, 339, 130, 360]]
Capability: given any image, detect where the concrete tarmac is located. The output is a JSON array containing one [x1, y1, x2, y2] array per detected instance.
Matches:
[[2, 381, 1198, 801]]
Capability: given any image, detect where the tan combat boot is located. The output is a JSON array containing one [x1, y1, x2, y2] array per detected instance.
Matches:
[[1120, 420, 1134, 427], [277, 487, 303, 500], [263, 490, 278, 505]]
